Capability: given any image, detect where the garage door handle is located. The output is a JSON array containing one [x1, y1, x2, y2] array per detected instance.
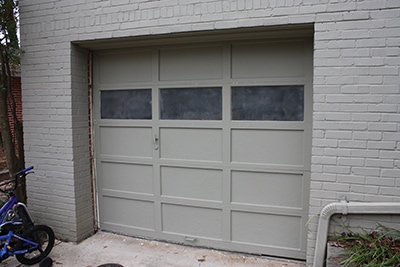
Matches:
[[154, 134, 159, 150]]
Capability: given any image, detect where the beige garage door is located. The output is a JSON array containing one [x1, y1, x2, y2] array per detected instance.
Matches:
[[93, 38, 312, 259]]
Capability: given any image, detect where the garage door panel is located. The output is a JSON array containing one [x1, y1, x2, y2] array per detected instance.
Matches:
[[231, 129, 304, 166], [231, 41, 305, 78], [100, 126, 152, 158], [160, 128, 222, 162], [97, 51, 153, 84], [162, 204, 222, 239], [160, 46, 223, 81], [161, 166, 223, 201], [231, 211, 302, 249], [231, 171, 303, 208], [102, 197, 155, 231], [101, 162, 153, 195]]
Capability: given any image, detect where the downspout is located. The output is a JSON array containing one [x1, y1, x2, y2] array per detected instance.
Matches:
[[313, 201, 400, 267]]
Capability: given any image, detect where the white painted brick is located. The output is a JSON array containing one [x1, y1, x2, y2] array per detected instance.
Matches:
[[340, 104, 369, 112], [356, 38, 386, 48], [325, 112, 352, 121], [312, 173, 337, 182], [338, 157, 365, 167], [366, 177, 395, 186], [310, 189, 338, 200], [325, 130, 352, 139], [368, 122, 398, 131], [357, 1, 384, 11], [351, 149, 379, 158], [380, 186, 400, 196], [323, 182, 350, 192], [367, 141, 397, 150], [352, 113, 381, 122], [337, 175, 365, 185], [313, 138, 339, 148], [351, 184, 380, 194], [323, 165, 351, 175], [352, 166, 381, 176], [325, 94, 354, 103], [20, 0, 400, 264], [338, 122, 368, 131], [324, 148, 351, 157], [341, 192, 366, 201], [338, 140, 367, 149], [353, 131, 382, 141], [379, 150, 400, 160], [382, 114, 400, 123], [372, 85, 400, 94], [368, 104, 398, 113], [354, 95, 383, 103], [383, 95, 400, 105], [312, 156, 337, 165], [366, 159, 394, 168]]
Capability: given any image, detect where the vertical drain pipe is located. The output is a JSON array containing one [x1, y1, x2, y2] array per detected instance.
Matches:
[[313, 201, 400, 267]]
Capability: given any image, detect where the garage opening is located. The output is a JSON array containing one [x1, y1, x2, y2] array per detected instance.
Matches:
[[91, 28, 313, 260]]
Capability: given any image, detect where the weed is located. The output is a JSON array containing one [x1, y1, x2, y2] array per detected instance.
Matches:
[[331, 224, 400, 267]]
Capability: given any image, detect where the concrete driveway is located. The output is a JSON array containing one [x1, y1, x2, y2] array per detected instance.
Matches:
[[1, 231, 306, 267]]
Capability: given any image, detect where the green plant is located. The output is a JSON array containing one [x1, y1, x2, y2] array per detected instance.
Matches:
[[331, 224, 400, 267]]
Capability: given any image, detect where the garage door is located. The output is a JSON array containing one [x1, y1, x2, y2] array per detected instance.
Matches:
[[93, 38, 312, 259]]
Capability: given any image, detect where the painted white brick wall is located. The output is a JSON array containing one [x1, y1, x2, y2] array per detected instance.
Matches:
[[19, 0, 400, 264]]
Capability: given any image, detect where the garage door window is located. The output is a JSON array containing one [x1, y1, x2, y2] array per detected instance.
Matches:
[[231, 86, 304, 121], [100, 89, 152, 119], [160, 87, 222, 120]]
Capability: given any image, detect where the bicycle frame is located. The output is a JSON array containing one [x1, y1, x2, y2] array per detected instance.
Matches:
[[0, 167, 53, 265], [0, 229, 40, 259], [0, 195, 19, 224], [0, 166, 35, 226]]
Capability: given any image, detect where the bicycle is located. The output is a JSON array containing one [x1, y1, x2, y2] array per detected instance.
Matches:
[[0, 166, 35, 229], [0, 166, 55, 265]]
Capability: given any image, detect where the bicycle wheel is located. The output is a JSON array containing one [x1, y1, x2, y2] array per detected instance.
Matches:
[[15, 224, 55, 265]]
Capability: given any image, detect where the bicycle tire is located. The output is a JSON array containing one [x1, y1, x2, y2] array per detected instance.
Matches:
[[15, 224, 55, 265]]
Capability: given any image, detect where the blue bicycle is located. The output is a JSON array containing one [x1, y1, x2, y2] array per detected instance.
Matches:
[[0, 166, 35, 228], [0, 166, 55, 265]]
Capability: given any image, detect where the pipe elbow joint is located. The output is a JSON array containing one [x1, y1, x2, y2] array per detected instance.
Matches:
[[320, 200, 348, 219]]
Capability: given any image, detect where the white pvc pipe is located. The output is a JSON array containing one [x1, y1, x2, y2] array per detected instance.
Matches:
[[313, 201, 400, 267]]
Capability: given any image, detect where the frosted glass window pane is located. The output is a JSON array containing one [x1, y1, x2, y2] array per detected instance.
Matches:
[[160, 87, 222, 120], [232, 86, 304, 121], [101, 89, 152, 119]]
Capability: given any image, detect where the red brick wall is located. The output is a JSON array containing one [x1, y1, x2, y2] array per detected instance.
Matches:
[[7, 76, 22, 132], [0, 76, 21, 166]]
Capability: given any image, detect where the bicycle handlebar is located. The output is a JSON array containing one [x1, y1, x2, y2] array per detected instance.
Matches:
[[0, 166, 34, 193], [15, 166, 34, 176]]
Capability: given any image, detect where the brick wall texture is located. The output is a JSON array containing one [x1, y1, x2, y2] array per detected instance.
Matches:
[[19, 0, 400, 265], [8, 76, 22, 135], [0, 76, 22, 164]]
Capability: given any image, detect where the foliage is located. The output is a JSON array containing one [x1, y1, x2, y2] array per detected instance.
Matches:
[[0, 0, 19, 69], [331, 224, 400, 267], [0, 0, 25, 202]]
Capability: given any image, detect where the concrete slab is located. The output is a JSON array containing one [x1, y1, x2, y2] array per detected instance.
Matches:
[[1, 231, 306, 267]]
